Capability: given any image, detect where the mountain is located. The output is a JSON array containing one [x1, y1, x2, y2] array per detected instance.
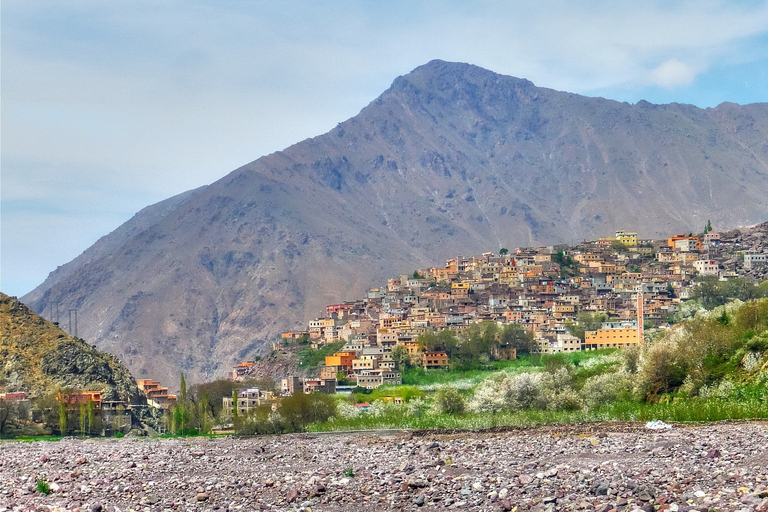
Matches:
[[0, 293, 141, 401], [22, 60, 768, 383]]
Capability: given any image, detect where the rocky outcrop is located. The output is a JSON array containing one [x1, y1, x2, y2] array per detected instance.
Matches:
[[0, 293, 141, 401]]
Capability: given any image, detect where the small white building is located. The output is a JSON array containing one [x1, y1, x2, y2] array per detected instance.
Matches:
[[744, 253, 767, 269], [693, 259, 720, 275]]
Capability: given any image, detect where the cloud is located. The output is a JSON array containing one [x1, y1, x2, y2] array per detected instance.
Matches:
[[3, 0, 768, 296], [648, 59, 701, 88]]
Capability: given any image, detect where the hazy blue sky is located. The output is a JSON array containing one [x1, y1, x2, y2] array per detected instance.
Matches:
[[3, 1, 768, 297]]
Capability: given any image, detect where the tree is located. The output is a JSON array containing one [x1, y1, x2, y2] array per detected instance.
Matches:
[[278, 392, 336, 432], [177, 373, 189, 434], [499, 323, 536, 355], [610, 241, 628, 252], [567, 312, 607, 341], [0, 399, 17, 436], [499, 248, 509, 255], [705, 219, 713, 234], [198, 393, 210, 434], [58, 402, 68, 436], [391, 345, 413, 370], [231, 389, 239, 421], [87, 398, 95, 436], [33, 394, 59, 430], [454, 322, 498, 368], [79, 402, 87, 438], [432, 386, 465, 415]]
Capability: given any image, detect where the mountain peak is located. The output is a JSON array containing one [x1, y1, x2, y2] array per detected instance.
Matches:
[[22, 62, 768, 383]]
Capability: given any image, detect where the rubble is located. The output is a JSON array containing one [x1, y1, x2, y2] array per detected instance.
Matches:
[[1, 421, 767, 511]]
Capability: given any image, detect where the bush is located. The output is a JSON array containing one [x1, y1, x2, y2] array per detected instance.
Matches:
[[235, 404, 282, 435], [335, 401, 361, 419], [468, 371, 546, 413], [36, 479, 50, 495], [468, 372, 510, 413], [505, 372, 544, 410], [698, 379, 737, 401], [406, 397, 429, 418], [432, 386, 466, 415], [538, 367, 583, 411], [278, 392, 336, 432], [580, 371, 635, 408], [635, 338, 687, 399]]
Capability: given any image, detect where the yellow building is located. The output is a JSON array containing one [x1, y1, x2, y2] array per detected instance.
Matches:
[[325, 351, 356, 368], [584, 325, 640, 350], [615, 231, 638, 247]]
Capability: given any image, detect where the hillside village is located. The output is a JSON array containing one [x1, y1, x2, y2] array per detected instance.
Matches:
[[3, 225, 767, 434], [225, 225, 768, 404]]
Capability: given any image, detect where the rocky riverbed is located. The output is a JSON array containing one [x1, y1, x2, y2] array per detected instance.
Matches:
[[1, 421, 768, 512]]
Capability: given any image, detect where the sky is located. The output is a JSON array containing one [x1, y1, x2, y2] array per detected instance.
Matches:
[[3, 0, 768, 297]]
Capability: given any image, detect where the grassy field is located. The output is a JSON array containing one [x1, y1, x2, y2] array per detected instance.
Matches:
[[401, 350, 619, 389], [296, 341, 345, 369], [309, 397, 768, 432]]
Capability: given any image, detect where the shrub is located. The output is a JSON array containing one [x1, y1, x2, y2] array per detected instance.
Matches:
[[699, 379, 737, 401], [635, 338, 687, 399], [406, 397, 429, 418], [278, 392, 336, 432], [743, 351, 763, 372], [505, 372, 544, 411], [335, 401, 361, 419], [468, 372, 509, 413], [538, 367, 582, 411], [432, 386, 466, 415], [235, 405, 282, 435], [580, 371, 635, 408], [623, 344, 641, 373], [36, 479, 50, 495], [469, 371, 546, 413]]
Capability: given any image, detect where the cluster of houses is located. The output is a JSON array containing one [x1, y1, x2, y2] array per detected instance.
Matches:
[[0, 390, 132, 434], [255, 229, 766, 391]]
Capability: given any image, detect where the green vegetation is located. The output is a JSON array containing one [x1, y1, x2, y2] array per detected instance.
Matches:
[[553, 250, 578, 277], [297, 341, 345, 368], [413, 323, 536, 371], [691, 276, 768, 310], [234, 391, 336, 435], [36, 478, 50, 495], [402, 357, 535, 387], [1, 435, 62, 443], [566, 311, 607, 341], [303, 299, 768, 434], [353, 385, 423, 404]]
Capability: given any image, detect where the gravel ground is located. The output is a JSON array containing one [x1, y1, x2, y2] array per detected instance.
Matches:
[[1, 421, 768, 512]]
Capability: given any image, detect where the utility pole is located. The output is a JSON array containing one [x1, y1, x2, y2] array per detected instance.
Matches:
[[68, 309, 78, 338]]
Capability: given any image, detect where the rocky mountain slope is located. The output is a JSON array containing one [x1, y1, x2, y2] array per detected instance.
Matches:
[[22, 60, 768, 383], [0, 293, 141, 401]]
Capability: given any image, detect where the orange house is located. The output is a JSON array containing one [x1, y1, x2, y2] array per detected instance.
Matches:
[[325, 351, 356, 368], [58, 390, 102, 410], [667, 235, 701, 251], [421, 351, 449, 369]]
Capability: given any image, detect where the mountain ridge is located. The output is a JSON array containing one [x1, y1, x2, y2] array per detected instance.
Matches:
[[0, 293, 141, 401], [23, 60, 768, 382]]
